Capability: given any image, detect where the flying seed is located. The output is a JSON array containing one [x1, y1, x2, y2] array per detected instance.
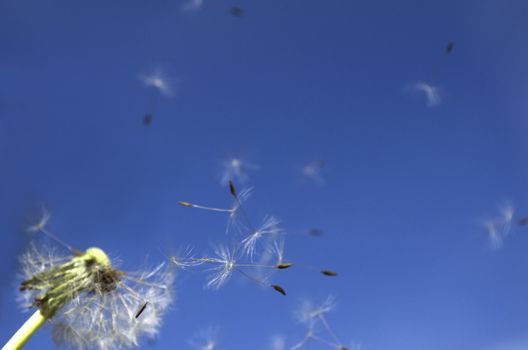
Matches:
[[178, 201, 193, 207], [519, 218, 528, 226], [321, 270, 337, 276], [143, 113, 153, 126], [135, 302, 148, 319], [271, 284, 286, 296], [445, 42, 455, 54], [230, 6, 243, 16], [229, 181, 238, 198], [276, 263, 293, 269], [309, 229, 323, 236]]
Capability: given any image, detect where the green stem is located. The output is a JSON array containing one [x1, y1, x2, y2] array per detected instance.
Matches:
[[2, 310, 47, 350]]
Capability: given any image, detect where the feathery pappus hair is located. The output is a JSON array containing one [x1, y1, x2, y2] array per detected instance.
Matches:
[[18, 241, 175, 350], [218, 157, 259, 186], [482, 203, 514, 250], [406, 81, 441, 107]]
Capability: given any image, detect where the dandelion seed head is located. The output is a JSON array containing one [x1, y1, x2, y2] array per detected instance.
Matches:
[[205, 245, 237, 289], [240, 216, 284, 260], [19, 242, 174, 350]]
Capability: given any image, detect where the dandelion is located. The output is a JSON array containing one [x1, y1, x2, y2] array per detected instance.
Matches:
[[219, 157, 259, 186], [407, 81, 441, 107], [5, 241, 174, 350], [301, 160, 326, 186], [189, 326, 219, 350]]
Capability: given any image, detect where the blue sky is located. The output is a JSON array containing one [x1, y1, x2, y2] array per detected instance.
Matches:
[[1, 0, 528, 349]]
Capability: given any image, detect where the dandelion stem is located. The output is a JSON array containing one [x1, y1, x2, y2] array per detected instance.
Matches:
[[2, 309, 47, 350]]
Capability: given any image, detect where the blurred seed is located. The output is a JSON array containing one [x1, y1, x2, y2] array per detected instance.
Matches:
[[143, 113, 153, 126], [519, 217, 528, 226], [275, 263, 293, 269], [309, 229, 323, 236], [178, 201, 193, 207], [271, 284, 286, 296], [135, 302, 148, 319], [445, 41, 455, 54], [321, 270, 337, 277], [230, 6, 243, 17], [229, 180, 238, 198], [341, 347, 350, 350]]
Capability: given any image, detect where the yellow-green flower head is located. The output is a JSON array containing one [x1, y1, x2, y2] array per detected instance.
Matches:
[[19, 242, 175, 350]]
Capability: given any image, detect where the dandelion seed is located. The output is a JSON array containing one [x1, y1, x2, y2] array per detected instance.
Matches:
[[25, 206, 79, 254], [202, 245, 238, 289], [293, 296, 348, 350], [240, 216, 284, 260], [271, 284, 287, 296], [178, 187, 253, 235], [407, 81, 441, 107], [483, 203, 514, 250], [519, 217, 528, 226], [8, 241, 174, 350], [301, 160, 326, 186], [445, 41, 455, 54], [139, 69, 174, 97], [321, 270, 338, 277], [276, 263, 293, 269], [219, 157, 259, 186], [26, 206, 51, 233], [143, 113, 153, 126], [309, 229, 323, 236], [297, 296, 336, 326], [229, 180, 238, 198], [167, 246, 203, 270], [139, 68, 175, 124], [230, 6, 243, 17], [135, 302, 148, 319]]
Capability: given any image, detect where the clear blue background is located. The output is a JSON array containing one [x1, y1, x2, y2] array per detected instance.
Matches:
[[1, 0, 528, 349]]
